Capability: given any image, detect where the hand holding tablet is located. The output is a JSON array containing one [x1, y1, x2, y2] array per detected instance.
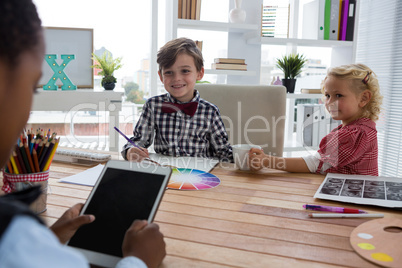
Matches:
[[67, 160, 171, 267]]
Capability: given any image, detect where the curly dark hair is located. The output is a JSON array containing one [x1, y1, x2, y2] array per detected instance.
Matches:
[[0, 0, 42, 67]]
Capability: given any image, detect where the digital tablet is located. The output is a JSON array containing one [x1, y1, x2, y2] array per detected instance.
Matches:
[[67, 160, 171, 267]]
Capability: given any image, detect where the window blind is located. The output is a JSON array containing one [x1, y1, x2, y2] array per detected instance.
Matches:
[[355, 0, 402, 176]]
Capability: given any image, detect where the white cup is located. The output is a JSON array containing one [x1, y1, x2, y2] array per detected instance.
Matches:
[[232, 144, 262, 170]]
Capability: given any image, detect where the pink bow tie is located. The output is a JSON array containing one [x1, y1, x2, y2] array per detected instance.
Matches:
[[161, 102, 198, 117]]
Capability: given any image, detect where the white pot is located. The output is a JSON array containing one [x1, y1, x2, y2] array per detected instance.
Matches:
[[229, 0, 246, 23]]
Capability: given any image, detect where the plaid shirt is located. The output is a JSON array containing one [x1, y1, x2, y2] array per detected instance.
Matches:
[[317, 117, 378, 176], [122, 90, 233, 161]]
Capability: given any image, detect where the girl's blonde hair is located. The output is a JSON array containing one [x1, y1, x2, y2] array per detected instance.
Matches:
[[322, 63, 383, 121]]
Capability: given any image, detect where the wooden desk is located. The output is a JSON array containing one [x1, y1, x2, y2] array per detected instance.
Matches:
[[16, 162, 402, 267]]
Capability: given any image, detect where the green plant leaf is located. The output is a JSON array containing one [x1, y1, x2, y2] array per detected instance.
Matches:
[[275, 53, 307, 79]]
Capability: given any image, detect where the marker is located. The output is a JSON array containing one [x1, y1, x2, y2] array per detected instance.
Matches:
[[309, 213, 384, 218], [303, 204, 367, 214]]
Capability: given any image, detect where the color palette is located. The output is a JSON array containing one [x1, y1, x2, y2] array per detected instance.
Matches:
[[167, 168, 221, 190], [350, 218, 402, 267]]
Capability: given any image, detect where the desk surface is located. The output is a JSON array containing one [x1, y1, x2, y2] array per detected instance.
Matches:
[[10, 162, 402, 267]]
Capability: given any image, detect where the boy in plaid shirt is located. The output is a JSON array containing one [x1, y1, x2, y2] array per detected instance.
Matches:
[[249, 64, 383, 176], [122, 38, 233, 162]]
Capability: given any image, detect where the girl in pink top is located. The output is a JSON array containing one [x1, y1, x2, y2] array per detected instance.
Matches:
[[249, 64, 383, 176]]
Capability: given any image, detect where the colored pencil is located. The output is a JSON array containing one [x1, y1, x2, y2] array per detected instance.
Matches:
[[309, 213, 384, 218], [37, 139, 44, 158], [15, 145, 27, 174], [32, 148, 40, 173], [7, 129, 59, 174], [43, 138, 59, 171], [6, 161, 13, 174], [24, 142, 35, 173], [40, 139, 55, 171], [19, 143, 32, 173], [9, 155, 19, 174], [12, 151, 22, 175], [38, 141, 50, 166]]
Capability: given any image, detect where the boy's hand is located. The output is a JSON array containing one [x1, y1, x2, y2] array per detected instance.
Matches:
[[50, 203, 95, 244], [127, 147, 149, 162], [122, 220, 166, 268], [249, 148, 267, 171]]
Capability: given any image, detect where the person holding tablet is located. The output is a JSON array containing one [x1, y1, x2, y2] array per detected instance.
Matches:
[[0, 1, 166, 267]]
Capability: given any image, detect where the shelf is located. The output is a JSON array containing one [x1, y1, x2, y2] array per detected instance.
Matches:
[[204, 69, 256, 76], [176, 19, 258, 33], [286, 93, 323, 99], [247, 36, 354, 48]]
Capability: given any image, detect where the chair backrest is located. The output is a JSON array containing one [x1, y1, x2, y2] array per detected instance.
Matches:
[[196, 84, 286, 157]]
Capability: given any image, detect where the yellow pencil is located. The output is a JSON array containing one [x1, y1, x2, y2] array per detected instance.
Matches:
[[9, 155, 19, 174], [43, 137, 59, 171]]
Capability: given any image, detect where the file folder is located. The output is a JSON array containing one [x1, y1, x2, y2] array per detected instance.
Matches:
[[329, 0, 340, 40], [346, 0, 356, 41]]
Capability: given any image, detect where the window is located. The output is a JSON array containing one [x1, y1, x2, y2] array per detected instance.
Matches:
[[32, 1, 152, 151], [355, 0, 401, 176]]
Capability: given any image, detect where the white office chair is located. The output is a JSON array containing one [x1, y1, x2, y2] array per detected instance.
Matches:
[[196, 84, 286, 156]]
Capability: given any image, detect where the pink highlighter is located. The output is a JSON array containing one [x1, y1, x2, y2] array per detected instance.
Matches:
[[303, 204, 367, 214]]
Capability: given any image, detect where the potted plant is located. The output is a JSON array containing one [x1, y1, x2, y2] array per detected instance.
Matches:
[[276, 53, 307, 93], [92, 51, 123, 90]]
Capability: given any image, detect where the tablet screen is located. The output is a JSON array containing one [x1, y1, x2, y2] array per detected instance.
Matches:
[[68, 167, 166, 257]]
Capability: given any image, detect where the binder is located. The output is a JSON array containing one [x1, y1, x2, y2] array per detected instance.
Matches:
[[318, 0, 326, 40], [318, 105, 327, 145], [297, 104, 314, 147], [312, 105, 320, 147], [324, 0, 331, 40], [346, 0, 356, 41], [297, 104, 328, 148], [303, 106, 314, 147], [329, 0, 340, 40], [302, 0, 325, 40], [339, 0, 349, 40]]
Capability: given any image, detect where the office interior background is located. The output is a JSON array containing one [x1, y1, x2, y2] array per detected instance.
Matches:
[[32, 0, 402, 177]]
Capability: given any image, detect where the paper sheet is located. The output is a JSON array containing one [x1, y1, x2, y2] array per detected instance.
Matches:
[[58, 155, 219, 187], [148, 154, 219, 173], [58, 164, 104, 186], [314, 173, 402, 208]]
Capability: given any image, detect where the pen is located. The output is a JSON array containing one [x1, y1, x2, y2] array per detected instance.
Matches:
[[309, 213, 384, 218], [303, 204, 367, 214]]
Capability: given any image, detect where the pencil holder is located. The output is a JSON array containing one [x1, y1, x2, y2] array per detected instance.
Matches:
[[2, 170, 50, 214]]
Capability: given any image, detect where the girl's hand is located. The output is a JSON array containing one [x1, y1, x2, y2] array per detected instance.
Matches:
[[248, 148, 268, 171]]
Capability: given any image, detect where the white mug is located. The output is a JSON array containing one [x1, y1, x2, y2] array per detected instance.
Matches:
[[232, 144, 261, 170]]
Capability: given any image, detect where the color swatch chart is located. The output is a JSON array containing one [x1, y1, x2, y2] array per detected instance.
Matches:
[[167, 168, 221, 190]]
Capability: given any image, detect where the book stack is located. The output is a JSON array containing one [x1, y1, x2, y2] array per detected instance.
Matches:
[[195, 40, 203, 52], [178, 0, 201, 20], [261, 4, 290, 38], [302, 0, 356, 41], [300, 88, 322, 94], [211, 58, 247, 71]]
